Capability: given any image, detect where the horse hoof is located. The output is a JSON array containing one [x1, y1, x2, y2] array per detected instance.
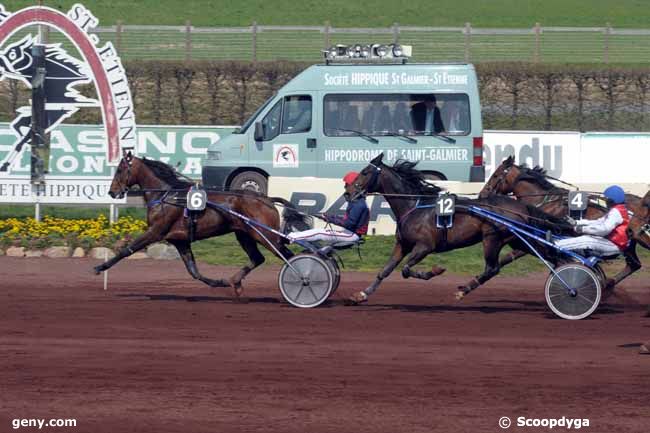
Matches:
[[93, 266, 103, 275], [347, 291, 368, 305], [455, 291, 466, 301], [640, 344, 650, 355], [432, 266, 446, 276]]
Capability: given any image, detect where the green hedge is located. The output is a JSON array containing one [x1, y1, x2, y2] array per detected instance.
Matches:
[[2, 61, 650, 131]]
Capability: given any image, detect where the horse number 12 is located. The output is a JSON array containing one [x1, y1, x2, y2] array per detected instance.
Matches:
[[437, 196, 455, 216]]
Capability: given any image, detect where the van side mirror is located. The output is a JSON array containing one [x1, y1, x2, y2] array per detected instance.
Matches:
[[254, 122, 264, 142]]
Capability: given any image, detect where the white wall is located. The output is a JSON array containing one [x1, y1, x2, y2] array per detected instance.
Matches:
[[271, 130, 650, 235]]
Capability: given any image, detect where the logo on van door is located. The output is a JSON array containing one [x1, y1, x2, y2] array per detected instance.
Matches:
[[273, 144, 299, 168]]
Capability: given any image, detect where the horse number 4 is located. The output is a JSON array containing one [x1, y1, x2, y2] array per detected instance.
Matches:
[[569, 191, 587, 211]]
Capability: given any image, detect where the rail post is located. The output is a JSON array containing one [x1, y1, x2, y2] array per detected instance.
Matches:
[[115, 20, 123, 53], [533, 22, 541, 63], [252, 21, 258, 62], [184, 20, 192, 62], [392, 22, 399, 43], [464, 22, 471, 62], [324, 21, 330, 50], [604, 22, 611, 64]]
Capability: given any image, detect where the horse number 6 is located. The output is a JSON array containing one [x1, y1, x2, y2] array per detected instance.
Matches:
[[187, 188, 207, 211]]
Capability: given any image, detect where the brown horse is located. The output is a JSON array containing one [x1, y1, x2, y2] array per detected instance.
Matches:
[[348, 153, 570, 303], [480, 156, 650, 289], [94, 151, 308, 295]]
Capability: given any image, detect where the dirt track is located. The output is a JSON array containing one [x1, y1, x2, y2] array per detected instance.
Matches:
[[1, 257, 649, 433]]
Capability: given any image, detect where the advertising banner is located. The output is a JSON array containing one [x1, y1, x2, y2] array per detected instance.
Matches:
[[0, 124, 237, 204]]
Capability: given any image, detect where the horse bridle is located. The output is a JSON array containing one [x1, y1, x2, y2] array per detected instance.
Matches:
[[483, 166, 511, 196], [115, 156, 133, 197], [353, 162, 382, 199]]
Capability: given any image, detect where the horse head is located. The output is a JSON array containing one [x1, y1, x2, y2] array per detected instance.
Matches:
[[643, 190, 650, 210], [479, 155, 522, 198], [109, 150, 139, 199], [351, 153, 385, 199], [0, 35, 36, 86]]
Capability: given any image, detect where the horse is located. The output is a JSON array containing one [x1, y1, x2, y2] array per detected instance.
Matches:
[[347, 153, 571, 303], [94, 151, 309, 296], [480, 155, 650, 290]]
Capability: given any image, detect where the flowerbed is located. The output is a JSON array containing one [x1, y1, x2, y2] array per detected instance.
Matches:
[[0, 215, 147, 251]]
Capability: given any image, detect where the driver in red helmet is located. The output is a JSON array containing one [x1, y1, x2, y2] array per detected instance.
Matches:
[[287, 171, 369, 244]]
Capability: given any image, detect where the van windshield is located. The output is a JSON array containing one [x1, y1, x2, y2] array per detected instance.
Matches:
[[234, 94, 276, 134], [323, 93, 470, 137]]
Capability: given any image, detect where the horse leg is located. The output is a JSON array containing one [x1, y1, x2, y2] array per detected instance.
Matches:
[[350, 242, 411, 303], [93, 228, 163, 274], [229, 232, 266, 297], [498, 249, 527, 268], [456, 237, 503, 300], [401, 244, 445, 280], [168, 240, 228, 288], [605, 242, 642, 290]]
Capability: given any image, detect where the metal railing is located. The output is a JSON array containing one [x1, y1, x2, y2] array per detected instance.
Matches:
[[6, 22, 648, 63]]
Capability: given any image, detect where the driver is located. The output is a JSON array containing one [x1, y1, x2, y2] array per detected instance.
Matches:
[[557, 185, 630, 256], [287, 172, 369, 244]]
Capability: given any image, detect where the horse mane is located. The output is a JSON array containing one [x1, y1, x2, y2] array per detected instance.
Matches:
[[516, 164, 561, 191], [141, 158, 193, 188], [389, 159, 443, 196]]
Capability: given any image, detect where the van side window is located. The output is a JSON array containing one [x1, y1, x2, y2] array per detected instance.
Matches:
[[324, 94, 471, 136], [282, 95, 312, 134], [261, 100, 282, 141]]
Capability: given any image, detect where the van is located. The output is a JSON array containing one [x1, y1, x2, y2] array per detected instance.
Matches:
[[202, 45, 485, 193]]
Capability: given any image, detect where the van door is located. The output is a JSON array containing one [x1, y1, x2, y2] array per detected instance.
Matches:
[[253, 94, 317, 179]]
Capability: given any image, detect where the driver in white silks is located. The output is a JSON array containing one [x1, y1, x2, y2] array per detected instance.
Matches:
[[557, 185, 630, 256], [287, 172, 370, 244]]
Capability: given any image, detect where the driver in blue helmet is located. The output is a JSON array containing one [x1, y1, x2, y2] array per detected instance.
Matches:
[[557, 185, 630, 256]]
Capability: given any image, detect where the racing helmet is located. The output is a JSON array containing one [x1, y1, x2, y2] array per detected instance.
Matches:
[[603, 185, 625, 204], [343, 171, 359, 185]]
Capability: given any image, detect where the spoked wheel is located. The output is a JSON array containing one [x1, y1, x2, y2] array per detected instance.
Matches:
[[327, 257, 341, 293], [278, 253, 334, 308], [545, 263, 602, 320]]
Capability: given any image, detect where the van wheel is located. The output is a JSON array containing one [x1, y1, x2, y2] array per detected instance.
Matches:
[[230, 171, 268, 194]]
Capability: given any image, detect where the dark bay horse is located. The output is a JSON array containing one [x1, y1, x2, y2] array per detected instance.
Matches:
[[348, 153, 570, 303], [94, 152, 308, 295], [480, 156, 650, 289]]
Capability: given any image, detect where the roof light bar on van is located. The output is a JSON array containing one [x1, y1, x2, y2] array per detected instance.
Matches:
[[323, 43, 412, 62]]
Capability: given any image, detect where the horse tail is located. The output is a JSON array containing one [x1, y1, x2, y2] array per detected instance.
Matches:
[[270, 197, 313, 234]]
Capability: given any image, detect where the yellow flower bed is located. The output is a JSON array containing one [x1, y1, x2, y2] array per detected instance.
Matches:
[[0, 215, 147, 242]]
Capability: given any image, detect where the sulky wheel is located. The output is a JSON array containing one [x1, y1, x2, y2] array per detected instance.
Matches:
[[326, 257, 341, 293], [278, 253, 334, 308], [545, 263, 602, 320]]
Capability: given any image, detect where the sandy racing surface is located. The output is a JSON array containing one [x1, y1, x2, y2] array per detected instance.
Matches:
[[1, 257, 649, 432]]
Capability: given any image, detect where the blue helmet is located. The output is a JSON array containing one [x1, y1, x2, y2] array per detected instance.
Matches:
[[603, 185, 625, 204]]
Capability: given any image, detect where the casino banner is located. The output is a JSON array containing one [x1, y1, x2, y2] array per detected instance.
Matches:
[[0, 124, 237, 204]]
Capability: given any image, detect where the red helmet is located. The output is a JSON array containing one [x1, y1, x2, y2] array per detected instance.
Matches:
[[343, 171, 359, 185]]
